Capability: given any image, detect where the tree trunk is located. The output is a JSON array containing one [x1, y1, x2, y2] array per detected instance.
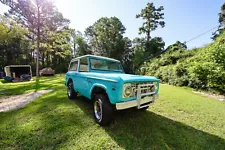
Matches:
[[147, 18, 151, 43], [42, 52, 45, 68], [36, 6, 40, 77], [46, 52, 49, 67], [147, 30, 150, 43]]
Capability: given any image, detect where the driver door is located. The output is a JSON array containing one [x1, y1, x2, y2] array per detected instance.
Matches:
[[76, 57, 90, 97]]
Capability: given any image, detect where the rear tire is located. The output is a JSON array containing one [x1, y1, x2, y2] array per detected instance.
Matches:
[[93, 94, 114, 126], [67, 81, 77, 99]]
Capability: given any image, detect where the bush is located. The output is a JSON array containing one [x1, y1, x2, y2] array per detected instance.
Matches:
[[141, 32, 225, 93]]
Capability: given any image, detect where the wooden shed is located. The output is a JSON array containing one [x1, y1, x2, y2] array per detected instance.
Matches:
[[4, 65, 32, 78]]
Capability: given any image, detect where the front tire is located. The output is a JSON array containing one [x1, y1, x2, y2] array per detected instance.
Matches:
[[67, 81, 77, 99], [93, 94, 114, 126]]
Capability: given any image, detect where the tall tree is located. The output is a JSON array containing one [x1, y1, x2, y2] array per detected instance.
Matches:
[[69, 29, 76, 56], [85, 17, 133, 73], [133, 2, 165, 71], [136, 2, 165, 42], [85, 17, 126, 60], [132, 37, 165, 71], [219, 3, 225, 27], [212, 2, 225, 40], [69, 29, 91, 57], [0, 15, 30, 69], [120, 37, 133, 73], [166, 41, 187, 52], [132, 38, 146, 71], [1, 0, 72, 73], [145, 37, 165, 56], [1, 0, 70, 35], [75, 35, 91, 56]]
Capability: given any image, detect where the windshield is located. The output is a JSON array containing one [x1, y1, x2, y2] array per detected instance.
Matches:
[[90, 58, 123, 72]]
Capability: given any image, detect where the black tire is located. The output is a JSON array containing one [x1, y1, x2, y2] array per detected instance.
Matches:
[[67, 81, 77, 99], [93, 94, 114, 126], [139, 106, 149, 111]]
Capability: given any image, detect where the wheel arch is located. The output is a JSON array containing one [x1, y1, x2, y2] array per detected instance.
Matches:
[[90, 84, 110, 102], [66, 78, 73, 86]]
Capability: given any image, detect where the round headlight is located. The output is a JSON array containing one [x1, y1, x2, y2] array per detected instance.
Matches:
[[125, 86, 131, 96], [123, 84, 132, 98]]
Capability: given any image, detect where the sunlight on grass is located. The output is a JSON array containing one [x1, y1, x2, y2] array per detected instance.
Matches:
[[35, 77, 40, 92], [0, 74, 64, 97], [0, 75, 225, 149]]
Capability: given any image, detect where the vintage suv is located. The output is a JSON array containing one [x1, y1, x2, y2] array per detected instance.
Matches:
[[65, 55, 160, 125]]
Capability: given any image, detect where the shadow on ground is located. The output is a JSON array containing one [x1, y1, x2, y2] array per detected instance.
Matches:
[[1, 89, 225, 149], [74, 97, 225, 150], [0, 91, 89, 149]]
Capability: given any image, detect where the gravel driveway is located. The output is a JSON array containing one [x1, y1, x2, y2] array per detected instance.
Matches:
[[0, 90, 53, 112]]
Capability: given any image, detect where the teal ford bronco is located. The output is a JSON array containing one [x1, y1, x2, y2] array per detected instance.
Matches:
[[65, 55, 160, 125]]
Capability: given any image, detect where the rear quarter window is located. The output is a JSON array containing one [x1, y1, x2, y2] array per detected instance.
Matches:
[[69, 61, 78, 71], [79, 58, 89, 72]]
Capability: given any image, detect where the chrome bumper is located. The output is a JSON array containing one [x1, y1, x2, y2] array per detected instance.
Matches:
[[116, 83, 159, 110]]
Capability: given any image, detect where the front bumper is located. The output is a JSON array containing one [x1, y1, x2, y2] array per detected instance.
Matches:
[[116, 83, 159, 110], [116, 94, 158, 110]]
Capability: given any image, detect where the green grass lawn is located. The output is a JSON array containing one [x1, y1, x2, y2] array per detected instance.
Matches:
[[0, 75, 225, 149]]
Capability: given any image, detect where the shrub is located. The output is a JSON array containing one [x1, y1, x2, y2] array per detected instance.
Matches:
[[140, 32, 225, 93]]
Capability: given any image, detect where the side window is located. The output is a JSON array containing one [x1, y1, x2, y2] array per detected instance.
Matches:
[[69, 61, 78, 71], [79, 58, 88, 72]]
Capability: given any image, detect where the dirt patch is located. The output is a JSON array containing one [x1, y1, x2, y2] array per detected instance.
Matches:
[[0, 90, 53, 112], [193, 91, 225, 102]]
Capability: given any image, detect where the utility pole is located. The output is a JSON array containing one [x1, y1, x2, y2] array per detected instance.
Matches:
[[36, 5, 40, 77]]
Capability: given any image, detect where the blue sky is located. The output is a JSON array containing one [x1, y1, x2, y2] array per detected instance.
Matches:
[[0, 0, 224, 48]]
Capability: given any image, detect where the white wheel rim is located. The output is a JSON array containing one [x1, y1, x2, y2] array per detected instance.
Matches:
[[94, 99, 102, 121], [68, 84, 71, 96]]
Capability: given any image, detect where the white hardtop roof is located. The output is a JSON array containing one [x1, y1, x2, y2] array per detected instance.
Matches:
[[72, 55, 120, 62]]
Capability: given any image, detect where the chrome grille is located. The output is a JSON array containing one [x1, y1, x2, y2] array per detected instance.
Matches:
[[131, 82, 155, 96]]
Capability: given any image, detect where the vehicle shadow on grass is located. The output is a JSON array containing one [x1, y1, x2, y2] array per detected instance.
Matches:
[[0, 92, 89, 149], [74, 96, 225, 150], [1, 92, 225, 149]]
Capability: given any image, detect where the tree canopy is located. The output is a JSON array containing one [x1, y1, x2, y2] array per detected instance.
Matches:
[[85, 17, 133, 73], [166, 41, 187, 52], [0, 0, 73, 73], [212, 2, 225, 40], [0, 15, 29, 68], [132, 2, 166, 70], [136, 2, 165, 42], [0, 0, 224, 77]]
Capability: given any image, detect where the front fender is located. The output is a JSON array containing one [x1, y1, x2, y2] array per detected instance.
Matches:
[[89, 83, 120, 104], [89, 83, 108, 97]]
